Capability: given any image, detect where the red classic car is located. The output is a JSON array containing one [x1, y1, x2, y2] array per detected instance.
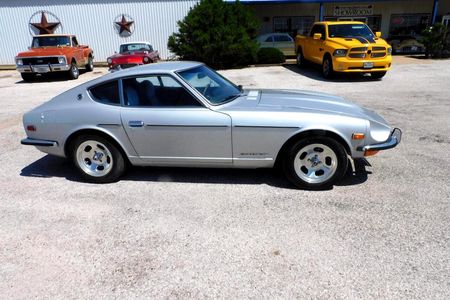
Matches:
[[107, 42, 160, 71]]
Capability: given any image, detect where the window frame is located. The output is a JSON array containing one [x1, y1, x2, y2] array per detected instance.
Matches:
[[88, 79, 122, 106], [119, 73, 206, 108]]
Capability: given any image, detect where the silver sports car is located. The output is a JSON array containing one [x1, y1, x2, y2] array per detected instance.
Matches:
[[21, 61, 401, 189]]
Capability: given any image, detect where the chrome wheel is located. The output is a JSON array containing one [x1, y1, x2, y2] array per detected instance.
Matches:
[[296, 53, 302, 66], [76, 140, 113, 177], [71, 64, 79, 78], [323, 59, 330, 77], [293, 143, 338, 184]]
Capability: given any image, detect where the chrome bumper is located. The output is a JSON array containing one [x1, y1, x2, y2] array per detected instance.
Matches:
[[21, 138, 58, 147], [17, 63, 70, 73], [358, 128, 402, 151]]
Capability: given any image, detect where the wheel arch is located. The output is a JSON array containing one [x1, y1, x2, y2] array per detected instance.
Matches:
[[64, 128, 131, 165], [274, 129, 351, 167]]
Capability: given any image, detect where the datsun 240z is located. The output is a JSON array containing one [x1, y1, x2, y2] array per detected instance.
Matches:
[[21, 62, 401, 189]]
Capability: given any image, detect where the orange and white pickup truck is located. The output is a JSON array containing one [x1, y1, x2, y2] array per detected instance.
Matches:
[[15, 34, 94, 81], [295, 21, 392, 79]]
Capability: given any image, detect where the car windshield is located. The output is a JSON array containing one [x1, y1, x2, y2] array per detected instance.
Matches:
[[32, 36, 71, 47], [177, 65, 242, 105], [120, 43, 153, 53], [328, 24, 375, 40]]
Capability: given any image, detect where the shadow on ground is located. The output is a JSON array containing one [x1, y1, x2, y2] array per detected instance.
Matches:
[[15, 70, 92, 84], [283, 64, 383, 83], [20, 155, 371, 190]]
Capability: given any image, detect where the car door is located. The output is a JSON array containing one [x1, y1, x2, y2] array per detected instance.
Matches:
[[273, 34, 294, 56], [309, 25, 326, 64], [120, 74, 232, 166], [71, 36, 84, 66]]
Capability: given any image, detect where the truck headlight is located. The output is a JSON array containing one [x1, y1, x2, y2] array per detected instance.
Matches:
[[107, 58, 113, 64], [58, 56, 66, 64], [16, 59, 23, 66], [387, 47, 392, 55], [333, 49, 348, 57]]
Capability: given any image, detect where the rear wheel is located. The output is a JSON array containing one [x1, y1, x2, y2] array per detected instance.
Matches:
[[371, 71, 386, 79], [72, 135, 125, 183], [85, 56, 94, 72], [322, 56, 334, 79], [283, 137, 348, 189], [68, 62, 79, 80], [21, 73, 36, 82], [296, 48, 305, 67]]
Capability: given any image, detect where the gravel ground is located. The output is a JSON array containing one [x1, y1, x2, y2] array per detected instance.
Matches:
[[0, 58, 449, 299]]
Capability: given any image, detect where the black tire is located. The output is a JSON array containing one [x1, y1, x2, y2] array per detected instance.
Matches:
[[21, 73, 36, 82], [296, 48, 305, 68], [71, 135, 126, 183], [85, 56, 94, 72], [371, 71, 387, 79], [322, 55, 334, 79], [68, 62, 79, 80], [283, 137, 348, 190]]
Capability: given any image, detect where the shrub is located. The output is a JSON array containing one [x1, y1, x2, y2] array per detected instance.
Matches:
[[257, 47, 286, 64], [419, 23, 449, 58], [167, 0, 259, 69]]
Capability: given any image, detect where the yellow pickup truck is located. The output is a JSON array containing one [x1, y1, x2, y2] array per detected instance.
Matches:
[[295, 21, 392, 79]]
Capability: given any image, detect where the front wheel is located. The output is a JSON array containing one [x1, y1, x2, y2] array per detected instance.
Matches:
[[72, 135, 126, 183], [21, 73, 36, 82], [68, 62, 79, 80], [322, 56, 334, 79], [283, 137, 348, 189]]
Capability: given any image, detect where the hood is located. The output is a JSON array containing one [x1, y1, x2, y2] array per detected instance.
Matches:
[[110, 51, 148, 59], [223, 89, 388, 125], [328, 37, 389, 49], [17, 47, 72, 57]]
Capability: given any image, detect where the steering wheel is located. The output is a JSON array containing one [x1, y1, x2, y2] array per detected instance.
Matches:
[[203, 82, 211, 95]]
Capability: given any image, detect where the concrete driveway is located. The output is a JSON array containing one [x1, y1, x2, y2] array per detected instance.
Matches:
[[0, 58, 449, 299]]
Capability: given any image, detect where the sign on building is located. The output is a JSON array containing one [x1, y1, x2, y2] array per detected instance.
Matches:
[[334, 5, 374, 17]]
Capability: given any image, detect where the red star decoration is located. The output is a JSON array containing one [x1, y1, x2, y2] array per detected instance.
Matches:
[[30, 12, 60, 34], [115, 14, 134, 34]]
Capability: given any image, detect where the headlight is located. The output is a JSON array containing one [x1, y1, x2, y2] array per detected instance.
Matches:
[[16, 59, 23, 66], [387, 47, 392, 55], [333, 49, 348, 57], [143, 56, 150, 63], [107, 58, 112, 64], [58, 56, 66, 64]]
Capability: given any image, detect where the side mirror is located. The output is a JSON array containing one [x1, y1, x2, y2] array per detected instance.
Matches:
[[313, 33, 322, 40], [27, 46, 31, 50], [375, 32, 382, 38], [238, 85, 243, 92], [114, 51, 117, 54]]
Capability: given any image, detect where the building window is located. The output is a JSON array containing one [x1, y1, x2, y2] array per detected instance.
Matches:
[[273, 16, 315, 37], [389, 14, 430, 38], [325, 15, 381, 32]]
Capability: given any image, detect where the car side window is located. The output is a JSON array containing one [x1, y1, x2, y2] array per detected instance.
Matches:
[[122, 75, 202, 107], [274, 35, 293, 42], [89, 81, 120, 105], [72, 37, 79, 46], [309, 25, 325, 39], [264, 36, 273, 42]]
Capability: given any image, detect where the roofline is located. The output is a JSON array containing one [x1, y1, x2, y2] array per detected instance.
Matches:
[[34, 34, 74, 37]]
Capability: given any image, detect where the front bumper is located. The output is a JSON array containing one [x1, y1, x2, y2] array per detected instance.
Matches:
[[17, 63, 71, 74], [21, 138, 58, 147], [333, 56, 392, 73], [358, 128, 402, 152]]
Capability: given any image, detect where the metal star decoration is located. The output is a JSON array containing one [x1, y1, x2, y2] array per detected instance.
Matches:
[[30, 12, 60, 34], [115, 14, 134, 34]]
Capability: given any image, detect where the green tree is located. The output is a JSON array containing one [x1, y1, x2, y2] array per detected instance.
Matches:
[[168, 0, 259, 69], [419, 23, 448, 58]]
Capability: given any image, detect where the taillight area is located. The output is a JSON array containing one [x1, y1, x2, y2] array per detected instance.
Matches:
[[26, 125, 36, 132]]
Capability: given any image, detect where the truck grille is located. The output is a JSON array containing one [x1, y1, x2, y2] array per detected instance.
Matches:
[[349, 53, 366, 58], [22, 57, 60, 65], [372, 46, 386, 51], [371, 52, 386, 58], [350, 47, 368, 52]]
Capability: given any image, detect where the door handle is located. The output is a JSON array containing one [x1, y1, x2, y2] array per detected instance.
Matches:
[[128, 120, 144, 127]]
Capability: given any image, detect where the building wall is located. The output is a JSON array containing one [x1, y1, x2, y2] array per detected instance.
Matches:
[[0, 0, 199, 64], [250, 0, 436, 38]]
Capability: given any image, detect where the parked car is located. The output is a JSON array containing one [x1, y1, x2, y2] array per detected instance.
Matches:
[[15, 34, 94, 81], [21, 61, 401, 189], [388, 37, 425, 54], [295, 21, 392, 79], [256, 33, 295, 56], [107, 42, 160, 71]]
